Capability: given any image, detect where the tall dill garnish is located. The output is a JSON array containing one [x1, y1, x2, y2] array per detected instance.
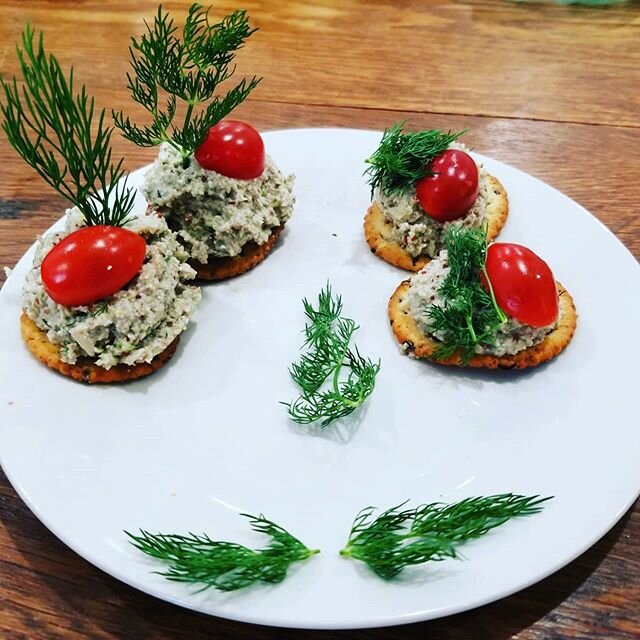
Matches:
[[114, 3, 261, 166], [1, 25, 135, 226]]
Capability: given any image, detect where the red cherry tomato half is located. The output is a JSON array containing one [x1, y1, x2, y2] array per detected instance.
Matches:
[[415, 149, 479, 222], [194, 120, 266, 179], [484, 243, 559, 327], [41, 226, 147, 307]]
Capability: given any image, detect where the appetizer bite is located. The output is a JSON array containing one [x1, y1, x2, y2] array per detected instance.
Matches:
[[364, 124, 508, 271], [115, 4, 294, 280], [388, 227, 576, 369], [1, 26, 201, 383]]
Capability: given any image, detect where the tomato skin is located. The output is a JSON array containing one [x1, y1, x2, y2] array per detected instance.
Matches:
[[41, 226, 147, 307], [415, 149, 479, 222], [194, 120, 266, 179], [484, 243, 559, 327]]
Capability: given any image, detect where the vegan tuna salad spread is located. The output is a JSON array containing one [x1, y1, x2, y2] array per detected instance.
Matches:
[[402, 251, 557, 358], [364, 124, 509, 272], [143, 140, 295, 266], [376, 158, 492, 260], [388, 226, 577, 369], [22, 211, 201, 371]]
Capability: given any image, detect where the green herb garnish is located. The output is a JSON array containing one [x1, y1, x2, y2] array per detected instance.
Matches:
[[427, 225, 507, 363], [340, 494, 551, 580], [283, 284, 381, 427], [114, 3, 261, 164], [364, 122, 463, 197], [126, 513, 319, 592], [1, 25, 135, 226]]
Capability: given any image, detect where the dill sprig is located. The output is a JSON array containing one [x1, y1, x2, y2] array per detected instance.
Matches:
[[126, 513, 319, 592], [365, 122, 464, 196], [427, 225, 507, 363], [1, 25, 135, 226], [283, 284, 381, 427], [340, 494, 551, 580], [114, 3, 261, 164]]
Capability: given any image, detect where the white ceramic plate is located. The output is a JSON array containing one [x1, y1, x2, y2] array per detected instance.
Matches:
[[1, 129, 639, 630]]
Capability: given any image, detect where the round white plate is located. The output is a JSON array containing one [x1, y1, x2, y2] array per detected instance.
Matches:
[[1, 129, 639, 630]]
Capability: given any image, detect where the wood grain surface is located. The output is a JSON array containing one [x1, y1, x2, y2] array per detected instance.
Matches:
[[1, 1, 639, 638]]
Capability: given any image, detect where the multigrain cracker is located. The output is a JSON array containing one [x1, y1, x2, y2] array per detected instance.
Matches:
[[365, 174, 509, 271], [20, 313, 179, 383], [191, 225, 284, 281], [388, 281, 577, 369]]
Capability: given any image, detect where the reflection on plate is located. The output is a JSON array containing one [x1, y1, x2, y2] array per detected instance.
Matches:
[[1, 129, 639, 630]]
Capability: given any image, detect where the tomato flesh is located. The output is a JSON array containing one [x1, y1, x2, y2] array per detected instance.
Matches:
[[484, 243, 559, 327], [195, 120, 266, 179], [41, 226, 147, 307], [415, 149, 479, 222]]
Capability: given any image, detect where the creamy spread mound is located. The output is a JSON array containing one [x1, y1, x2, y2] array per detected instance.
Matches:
[[375, 146, 490, 259], [403, 251, 557, 357], [143, 143, 295, 263], [22, 210, 201, 369]]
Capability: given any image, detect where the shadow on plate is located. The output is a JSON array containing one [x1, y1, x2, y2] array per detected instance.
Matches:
[[285, 401, 369, 444]]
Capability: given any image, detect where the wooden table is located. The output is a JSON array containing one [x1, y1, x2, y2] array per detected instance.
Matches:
[[1, 1, 639, 638]]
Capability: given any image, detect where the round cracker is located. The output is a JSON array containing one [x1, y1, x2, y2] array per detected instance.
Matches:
[[191, 225, 284, 281], [20, 313, 179, 384], [388, 280, 577, 369], [364, 174, 509, 272]]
